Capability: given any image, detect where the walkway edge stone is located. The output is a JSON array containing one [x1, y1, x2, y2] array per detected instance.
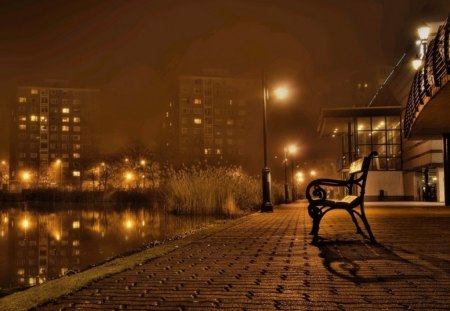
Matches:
[[0, 213, 255, 311]]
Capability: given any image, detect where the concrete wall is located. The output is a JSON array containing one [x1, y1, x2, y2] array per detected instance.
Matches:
[[366, 171, 404, 200]]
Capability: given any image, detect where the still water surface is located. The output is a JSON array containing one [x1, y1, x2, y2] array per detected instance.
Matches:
[[0, 204, 216, 293]]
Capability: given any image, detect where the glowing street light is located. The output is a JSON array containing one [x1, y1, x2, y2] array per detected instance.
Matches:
[[140, 159, 146, 166], [310, 170, 317, 177], [21, 171, 31, 184], [260, 71, 289, 212], [412, 56, 423, 70], [125, 172, 134, 181], [296, 171, 305, 183], [21, 218, 30, 230], [413, 24, 431, 70], [418, 25, 430, 41], [274, 87, 289, 100]]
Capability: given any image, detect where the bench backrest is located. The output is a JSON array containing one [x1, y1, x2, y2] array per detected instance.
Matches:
[[348, 151, 378, 196]]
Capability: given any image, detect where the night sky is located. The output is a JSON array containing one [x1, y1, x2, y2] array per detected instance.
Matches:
[[0, 0, 449, 166]]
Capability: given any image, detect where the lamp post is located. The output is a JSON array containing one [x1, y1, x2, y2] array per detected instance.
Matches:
[[260, 72, 289, 212], [283, 147, 289, 203], [287, 144, 298, 201], [56, 159, 62, 189]]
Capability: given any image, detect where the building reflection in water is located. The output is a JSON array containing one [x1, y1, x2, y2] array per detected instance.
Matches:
[[0, 206, 212, 292]]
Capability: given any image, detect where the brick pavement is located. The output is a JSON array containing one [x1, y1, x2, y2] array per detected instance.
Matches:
[[37, 203, 450, 310]]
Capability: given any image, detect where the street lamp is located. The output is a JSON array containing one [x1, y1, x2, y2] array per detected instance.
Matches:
[[412, 24, 430, 70], [283, 147, 289, 203], [287, 145, 297, 201], [55, 159, 62, 188], [261, 72, 289, 212]]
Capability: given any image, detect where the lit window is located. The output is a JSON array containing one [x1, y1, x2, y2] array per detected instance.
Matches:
[[216, 149, 222, 155], [40, 116, 46, 122], [72, 170, 80, 176], [62, 117, 70, 123], [62, 126, 69, 132], [31, 89, 38, 95], [226, 119, 234, 126], [73, 117, 80, 123], [73, 153, 80, 159], [28, 277, 36, 286], [73, 144, 81, 150], [194, 118, 202, 125], [72, 221, 80, 229], [72, 240, 80, 246], [19, 115, 26, 121], [17, 269, 25, 276], [19, 124, 26, 130], [62, 108, 70, 114], [194, 98, 202, 105], [18, 97, 27, 103]]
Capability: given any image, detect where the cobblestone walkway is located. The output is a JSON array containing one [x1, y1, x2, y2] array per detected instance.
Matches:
[[39, 203, 450, 310]]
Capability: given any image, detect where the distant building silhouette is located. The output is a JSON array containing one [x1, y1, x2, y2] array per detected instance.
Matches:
[[162, 74, 259, 169]]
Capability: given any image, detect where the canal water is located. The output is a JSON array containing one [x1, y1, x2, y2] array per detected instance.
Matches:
[[0, 204, 216, 294]]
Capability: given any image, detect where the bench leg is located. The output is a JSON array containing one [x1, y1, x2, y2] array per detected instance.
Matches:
[[310, 215, 322, 239], [359, 204, 376, 243], [347, 209, 363, 234]]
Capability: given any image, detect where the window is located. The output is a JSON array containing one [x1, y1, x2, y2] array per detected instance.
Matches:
[[62, 126, 70, 132], [62, 108, 70, 114], [73, 126, 80, 132], [31, 89, 38, 95], [216, 149, 222, 155], [61, 135, 69, 141], [30, 153, 38, 158], [193, 118, 202, 125], [73, 153, 80, 159], [194, 98, 202, 105], [62, 117, 70, 123], [72, 221, 80, 229], [226, 119, 234, 126], [73, 144, 81, 150], [50, 126, 58, 132], [73, 117, 80, 123], [72, 170, 80, 177], [19, 115, 26, 122], [73, 135, 81, 141], [19, 124, 26, 130], [61, 144, 68, 150], [18, 97, 27, 103]]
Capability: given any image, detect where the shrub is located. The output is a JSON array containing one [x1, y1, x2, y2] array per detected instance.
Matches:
[[161, 166, 261, 216]]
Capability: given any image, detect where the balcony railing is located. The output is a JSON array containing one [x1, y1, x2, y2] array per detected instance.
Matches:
[[404, 16, 450, 138]]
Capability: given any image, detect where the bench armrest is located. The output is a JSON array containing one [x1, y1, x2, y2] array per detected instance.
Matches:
[[306, 178, 351, 203]]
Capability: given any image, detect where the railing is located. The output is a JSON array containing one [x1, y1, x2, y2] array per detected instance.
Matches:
[[403, 16, 450, 138]]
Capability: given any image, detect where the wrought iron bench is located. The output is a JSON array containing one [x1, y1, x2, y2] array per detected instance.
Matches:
[[305, 152, 377, 244]]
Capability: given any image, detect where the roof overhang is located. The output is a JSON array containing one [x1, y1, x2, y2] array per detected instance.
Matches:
[[318, 106, 402, 136]]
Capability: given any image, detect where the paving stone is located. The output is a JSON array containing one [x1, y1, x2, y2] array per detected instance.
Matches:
[[37, 203, 450, 310]]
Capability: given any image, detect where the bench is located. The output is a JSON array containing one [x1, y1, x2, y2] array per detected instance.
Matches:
[[305, 151, 377, 244]]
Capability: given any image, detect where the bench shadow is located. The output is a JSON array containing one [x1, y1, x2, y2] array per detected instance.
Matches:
[[316, 239, 427, 284]]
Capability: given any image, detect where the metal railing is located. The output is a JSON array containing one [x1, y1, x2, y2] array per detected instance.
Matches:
[[403, 16, 450, 138]]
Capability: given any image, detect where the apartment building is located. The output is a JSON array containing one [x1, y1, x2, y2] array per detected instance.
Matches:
[[10, 85, 94, 190], [162, 75, 258, 168]]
